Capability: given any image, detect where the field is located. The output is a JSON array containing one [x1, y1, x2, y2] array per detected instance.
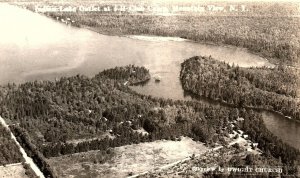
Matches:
[[48, 137, 208, 178], [0, 164, 29, 178]]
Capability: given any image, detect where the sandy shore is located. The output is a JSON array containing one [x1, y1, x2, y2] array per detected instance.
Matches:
[[126, 35, 188, 42]]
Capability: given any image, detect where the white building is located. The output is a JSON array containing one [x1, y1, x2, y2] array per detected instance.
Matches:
[[237, 117, 244, 121]]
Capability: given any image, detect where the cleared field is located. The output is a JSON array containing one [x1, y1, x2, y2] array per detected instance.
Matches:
[[0, 164, 29, 178], [48, 137, 208, 178]]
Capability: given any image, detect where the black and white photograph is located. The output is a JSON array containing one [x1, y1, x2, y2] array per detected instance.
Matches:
[[0, 0, 299, 177]]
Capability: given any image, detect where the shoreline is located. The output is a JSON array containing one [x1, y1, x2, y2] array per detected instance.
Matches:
[[78, 24, 280, 68], [9, 3, 299, 68], [84, 25, 277, 67], [184, 88, 300, 124], [14, 4, 289, 70]]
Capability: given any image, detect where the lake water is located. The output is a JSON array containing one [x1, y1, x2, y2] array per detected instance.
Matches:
[[0, 3, 299, 150], [262, 112, 300, 150]]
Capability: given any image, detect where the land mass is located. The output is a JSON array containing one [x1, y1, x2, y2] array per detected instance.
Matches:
[[18, 1, 300, 66], [180, 56, 300, 121], [1, 2, 300, 177], [0, 65, 299, 177]]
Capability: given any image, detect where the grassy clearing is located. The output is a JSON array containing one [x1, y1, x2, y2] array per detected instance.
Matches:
[[0, 164, 29, 178], [48, 137, 207, 178]]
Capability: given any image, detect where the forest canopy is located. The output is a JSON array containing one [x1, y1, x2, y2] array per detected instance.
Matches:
[[180, 56, 300, 121], [0, 64, 299, 176]]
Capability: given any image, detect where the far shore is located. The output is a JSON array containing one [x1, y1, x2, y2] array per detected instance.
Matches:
[[81, 25, 277, 67]]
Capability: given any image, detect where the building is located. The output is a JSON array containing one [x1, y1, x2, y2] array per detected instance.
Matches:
[[237, 117, 244, 121]]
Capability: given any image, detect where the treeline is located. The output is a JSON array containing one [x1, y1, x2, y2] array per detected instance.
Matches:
[[0, 125, 24, 165], [205, 109, 300, 176], [0, 65, 299, 176], [238, 110, 300, 175], [17, 1, 300, 17], [96, 65, 151, 84], [10, 125, 57, 178], [22, 162, 39, 178], [39, 12, 300, 65], [41, 120, 188, 158], [38, 102, 236, 158], [15, 2, 300, 65], [0, 65, 151, 146], [180, 56, 300, 121], [241, 65, 298, 97], [1, 65, 238, 158]]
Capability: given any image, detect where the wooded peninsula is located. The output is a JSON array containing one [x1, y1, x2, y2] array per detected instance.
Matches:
[[0, 65, 299, 177]]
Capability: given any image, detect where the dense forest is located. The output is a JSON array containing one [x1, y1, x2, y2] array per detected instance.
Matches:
[[0, 65, 234, 155], [0, 120, 37, 177], [0, 124, 24, 165], [238, 110, 299, 175], [0, 65, 299, 176], [180, 56, 300, 121], [180, 56, 300, 174], [97, 65, 151, 84], [2, 2, 299, 177], [10, 125, 57, 178], [228, 109, 300, 175]]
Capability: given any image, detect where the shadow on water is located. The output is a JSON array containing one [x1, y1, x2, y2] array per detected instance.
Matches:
[[187, 92, 300, 150], [183, 90, 231, 107], [142, 84, 300, 151], [131, 79, 150, 86]]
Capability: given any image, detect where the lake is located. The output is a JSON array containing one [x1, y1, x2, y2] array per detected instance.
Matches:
[[0, 3, 299, 150]]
